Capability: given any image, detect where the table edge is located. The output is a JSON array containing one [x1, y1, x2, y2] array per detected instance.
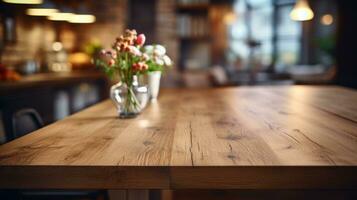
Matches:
[[0, 166, 356, 189]]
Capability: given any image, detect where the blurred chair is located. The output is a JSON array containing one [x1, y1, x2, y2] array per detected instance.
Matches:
[[12, 108, 44, 139], [10, 108, 108, 200]]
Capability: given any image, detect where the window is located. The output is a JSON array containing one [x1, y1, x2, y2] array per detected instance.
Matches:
[[275, 3, 302, 71], [229, 0, 302, 72], [229, 0, 273, 70]]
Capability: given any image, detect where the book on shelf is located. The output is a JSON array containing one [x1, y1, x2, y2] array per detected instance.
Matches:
[[177, 15, 209, 38], [177, 0, 209, 5]]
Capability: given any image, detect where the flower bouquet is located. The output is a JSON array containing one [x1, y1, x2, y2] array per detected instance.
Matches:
[[143, 45, 172, 100], [95, 29, 172, 118]]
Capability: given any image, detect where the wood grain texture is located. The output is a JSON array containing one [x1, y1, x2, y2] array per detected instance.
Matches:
[[0, 86, 357, 189]]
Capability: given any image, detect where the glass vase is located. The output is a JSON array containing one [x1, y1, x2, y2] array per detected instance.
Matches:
[[110, 77, 149, 118]]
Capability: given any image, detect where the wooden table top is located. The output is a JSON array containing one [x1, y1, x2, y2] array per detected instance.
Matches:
[[0, 86, 357, 189]]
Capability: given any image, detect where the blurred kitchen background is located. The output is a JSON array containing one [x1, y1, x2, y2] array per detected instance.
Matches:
[[0, 0, 356, 144]]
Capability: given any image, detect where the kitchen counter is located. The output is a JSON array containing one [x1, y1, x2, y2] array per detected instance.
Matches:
[[0, 71, 110, 142], [0, 71, 108, 96]]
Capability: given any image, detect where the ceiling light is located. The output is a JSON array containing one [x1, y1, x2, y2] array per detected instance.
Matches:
[[290, 0, 314, 21], [48, 12, 74, 21], [3, 0, 42, 4], [27, 8, 58, 16], [224, 12, 237, 25], [69, 14, 96, 24], [321, 14, 333, 26]]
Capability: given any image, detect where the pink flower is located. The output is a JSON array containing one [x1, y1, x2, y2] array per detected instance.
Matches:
[[135, 34, 146, 46], [132, 62, 148, 72], [121, 43, 130, 52], [141, 63, 148, 70], [108, 59, 115, 66], [132, 63, 140, 71], [129, 46, 142, 56]]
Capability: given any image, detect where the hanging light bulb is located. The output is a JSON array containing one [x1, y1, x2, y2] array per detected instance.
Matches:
[[26, 0, 58, 17], [321, 14, 333, 25], [224, 11, 237, 25], [3, 0, 42, 4], [48, 12, 74, 21], [290, 0, 314, 21], [27, 8, 58, 16], [69, 14, 96, 24], [68, 5, 96, 24], [48, 7, 74, 21]]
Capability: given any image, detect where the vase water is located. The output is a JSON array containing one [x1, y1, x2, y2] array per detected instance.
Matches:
[[110, 76, 149, 118]]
